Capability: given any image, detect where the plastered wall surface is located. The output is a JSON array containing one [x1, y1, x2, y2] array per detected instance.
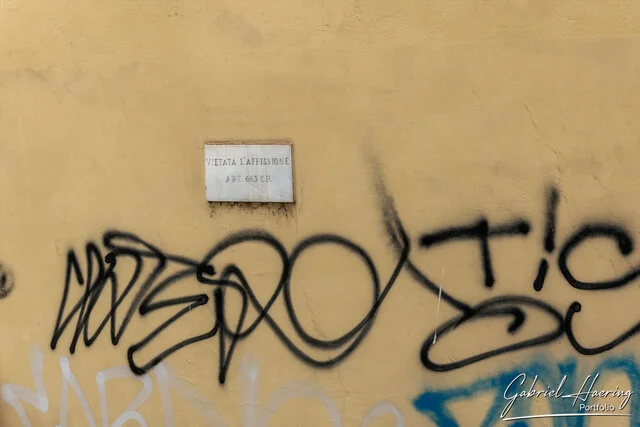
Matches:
[[1, 1, 640, 426]]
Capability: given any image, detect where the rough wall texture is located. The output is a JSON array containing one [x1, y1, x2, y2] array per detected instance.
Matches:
[[1, 1, 640, 426]]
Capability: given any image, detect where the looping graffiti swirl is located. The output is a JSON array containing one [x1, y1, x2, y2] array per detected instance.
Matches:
[[48, 187, 409, 385], [49, 177, 640, 386]]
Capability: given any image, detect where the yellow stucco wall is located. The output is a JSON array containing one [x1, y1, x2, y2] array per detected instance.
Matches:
[[1, 1, 640, 426]]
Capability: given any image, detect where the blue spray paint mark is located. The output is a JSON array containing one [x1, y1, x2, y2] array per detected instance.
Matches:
[[413, 355, 639, 427]]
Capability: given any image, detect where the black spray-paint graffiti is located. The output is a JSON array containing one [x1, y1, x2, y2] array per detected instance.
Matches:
[[0, 262, 15, 299], [49, 175, 640, 383], [384, 182, 640, 373], [49, 188, 409, 384]]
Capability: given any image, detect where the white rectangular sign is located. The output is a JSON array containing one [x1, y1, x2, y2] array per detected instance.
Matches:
[[204, 142, 294, 202]]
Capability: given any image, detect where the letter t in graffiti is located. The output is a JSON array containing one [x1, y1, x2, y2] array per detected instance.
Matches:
[[419, 218, 531, 289]]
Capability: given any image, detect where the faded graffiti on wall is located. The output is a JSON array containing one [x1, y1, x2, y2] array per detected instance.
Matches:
[[1, 346, 405, 427]]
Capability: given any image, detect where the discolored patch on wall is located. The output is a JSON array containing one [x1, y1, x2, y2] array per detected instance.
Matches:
[[0, 262, 15, 299], [208, 201, 296, 220]]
